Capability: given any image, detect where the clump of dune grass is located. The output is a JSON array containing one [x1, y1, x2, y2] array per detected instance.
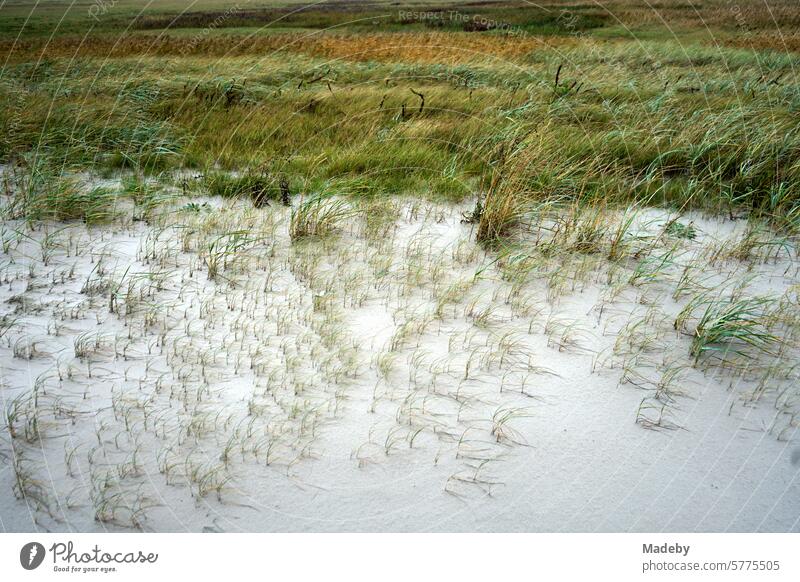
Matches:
[[203, 230, 257, 280], [565, 204, 610, 254], [4, 158, 117, 224], [122, 174, 174, 221], [203, 171, 288, 207], [476, 189, 521, 246], [290, 195, 354, 241], [724, 224, 792, 263], [475, 152, 530, 247], [635, 397, 680, 431], [608, 205, 640, 260], [663, 218, 696, 240], [689, 296, 780, 361]]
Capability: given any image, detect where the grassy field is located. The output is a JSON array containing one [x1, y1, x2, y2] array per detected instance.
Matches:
[[1, 1, 799, 532], [2, 1, 800, 220]]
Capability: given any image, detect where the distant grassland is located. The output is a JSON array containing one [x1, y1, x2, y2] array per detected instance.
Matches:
[[2, 1, 800, 236], [2, 0, 799, 39]]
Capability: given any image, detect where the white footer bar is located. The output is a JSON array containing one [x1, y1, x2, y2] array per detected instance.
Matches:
[[1, 533, 797, 581]]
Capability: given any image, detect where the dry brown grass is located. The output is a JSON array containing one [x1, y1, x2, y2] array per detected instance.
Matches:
[[720, 31, 800, 53], [1, 31, 579, 64]]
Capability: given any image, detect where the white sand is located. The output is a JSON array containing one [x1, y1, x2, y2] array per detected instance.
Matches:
[[0, 182, 798, 532]]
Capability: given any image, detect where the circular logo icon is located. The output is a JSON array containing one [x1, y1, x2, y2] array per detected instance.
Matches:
[[20, 542, 46, 570]]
